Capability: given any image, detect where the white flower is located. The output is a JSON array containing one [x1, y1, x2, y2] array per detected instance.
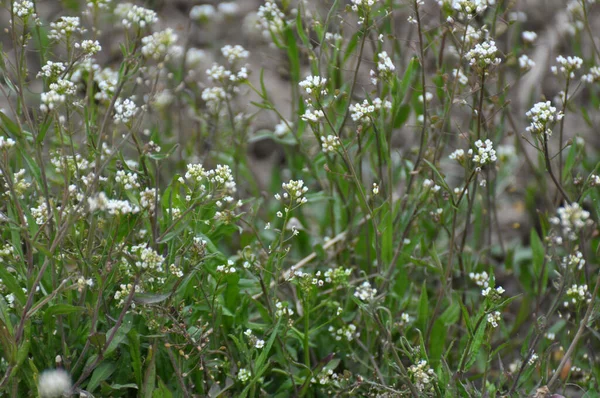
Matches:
[[551, 55, 583, 78], [582, 66, 600, 83], [190, 4, 216, 21], [115, 170, 140, 189], [349, 98, 391, 122], [218, 2, 240, 17], [38, 369, 72, 398], [0, 136, 16, 150], [48, 16, 85, 40], [521, 31, 537, 43], [115, 3, 158, 29], [301, 108, 324, 123], [408, 360, 435, 392], [525, 101, 563, 136], [40, 79, 77, 112], [141, 29, 178, 60], [320, 135, 340, 153], [113, 97, 138, 124], [75, 40, 101, 57], [354, 281, 377, 302], [470, 139, 497, 165], [452, 68, 469, 85], [465, 40, 501, 70], [257, 1, 285, 34], [518, 54, 535, 71], [255, 339, 265, 349], [281, 180, 309, 205], [469, 271, 489, 287], [487, 311, 501, 327], [37, 61, 66, 80], [238, 368, 251, 382], [13, 1, 37, 19], [299, 75, 328, 96]]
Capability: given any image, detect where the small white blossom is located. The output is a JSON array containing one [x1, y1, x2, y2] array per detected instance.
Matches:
[[113, 97, 138, 124], [551, 55, 583, 78], [354, 281, 377, 302], [525, 101, 563, 136], [115, 3, 158, 29], [320, 135, 340, 153], [141, 29, 178, 60], [465, 40, 501, 70], [487, 311, 501, 328], [518, 54, 535, 71], [521, 31, 537, 43]]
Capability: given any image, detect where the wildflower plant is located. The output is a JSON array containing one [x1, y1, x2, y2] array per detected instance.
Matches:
[[0, 0, 600, 397]]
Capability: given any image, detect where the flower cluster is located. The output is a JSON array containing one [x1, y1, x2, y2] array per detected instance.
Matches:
[[40, 79, 77, 112], [300, 108, 324, 123], [237, 368, 251, 383], [324, 267, 352, 284], [519, 54, 535, 71], [525, 101, 563, 136], [522, 31, 538, 43], [190, 4, 216, 21], [299, 75, 328, 97], [257, 1, 285, 35], [0, 136, 16, 150], [13, 1, 37, 20], [87, 0, 112, 10], [549, 202, 592, 241], [563, 251, 585, 270], [354, 281, 377, 302], [105, 199, 140, 216], [328, 324, 359, 342], [114, 283, 141, 307], [564, 284, 591, 307], [469, 139, 497, 166], [551, 55, 583, 78], [115, 170, 140, 189], [141, 29, 178, 61], [113, 97, 138, 124], [115, 3, 158, 29], [276, 180, 309, 205], [48, 16, 85, 41], [74, 40, 102, 57], [370, 51, 396, 84], [487, 311, 501, 327], [37, 61, 66, 81], [221, 45, 249, 64], [408, 360, 435, 392], [465, 40, 501, 70], [582, 66, 600, 83], [320, 135, 340, 153], [350, 0, 378, 13], [140, 188, 156, 212], [274, 301, 294, 318], [349, 98, 391, 123]]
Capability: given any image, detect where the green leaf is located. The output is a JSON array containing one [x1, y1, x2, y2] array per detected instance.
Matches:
[[464, 317, 487, 371], [0, 111, 20, 136], [530, 229, 546, 294], [393, 104, 410, 128], [87, 362, 116, 393], [128, 329, 142, 387], [429, 318, 447, 366], [417, 282, 429, 332], [142, 343, 157, 398], [133, 292, 171, 305]]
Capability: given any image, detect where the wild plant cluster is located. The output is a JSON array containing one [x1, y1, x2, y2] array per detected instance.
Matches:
[[1, 0, 600, 396]]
